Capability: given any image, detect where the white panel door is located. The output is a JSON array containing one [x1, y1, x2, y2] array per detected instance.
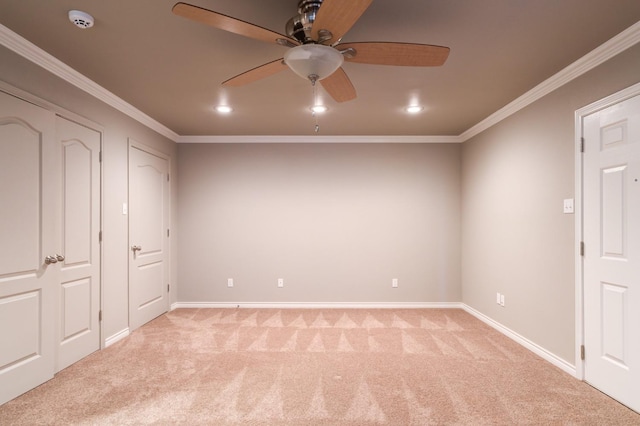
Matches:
[[129, 143, 170, 330], [583, 93, 640, 412], [56, 117, 101, 372], [0, 91, 57, 404]]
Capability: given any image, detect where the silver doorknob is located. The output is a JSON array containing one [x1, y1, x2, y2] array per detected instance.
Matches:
[[56, 254, 65, 262], [131, 245, 142, 252], [44, 255, 58, 265]]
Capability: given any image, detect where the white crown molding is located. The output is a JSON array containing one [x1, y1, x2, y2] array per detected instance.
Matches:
[[2, 19, 639, 144], [0, 24, 179, 142], [176, 135, 464, 144], [459, 20, 640, 142]]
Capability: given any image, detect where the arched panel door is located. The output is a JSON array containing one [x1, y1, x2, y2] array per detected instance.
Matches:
[[0, 91, 58, 404], [128, 141, 170, 331]]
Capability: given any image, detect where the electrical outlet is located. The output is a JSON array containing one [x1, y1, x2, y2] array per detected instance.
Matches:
[[563, 198, 574, 214], [227, 278, 233, 288], [496, 292, 501, 304], [392, 278, 398, 288], [278, 278, 284, 288], [500, 294, 505, 307]]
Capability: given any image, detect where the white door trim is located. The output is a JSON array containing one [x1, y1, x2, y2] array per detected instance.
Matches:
[[574, 81, 640, 380]]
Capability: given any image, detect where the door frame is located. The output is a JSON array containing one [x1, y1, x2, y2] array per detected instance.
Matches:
[[127, 138, 172, 329], [574, 81, 640, 381], [0, 81, 105, 351]]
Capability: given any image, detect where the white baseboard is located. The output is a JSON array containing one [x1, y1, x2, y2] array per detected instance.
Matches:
[[172, 301, 463, 310], [461, 304, 576, 377], [104, 328, 130, 348]]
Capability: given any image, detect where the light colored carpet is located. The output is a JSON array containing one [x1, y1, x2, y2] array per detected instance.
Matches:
[[1, 308, 638, 425]]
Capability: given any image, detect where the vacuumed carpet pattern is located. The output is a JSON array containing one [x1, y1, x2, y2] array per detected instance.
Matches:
[[1, 308, 638, 425]]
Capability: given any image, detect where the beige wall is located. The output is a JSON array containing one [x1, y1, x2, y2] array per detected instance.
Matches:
[[178, 143, 461, 304], [0, 46, 178, 341], [461, 43, 640, 363]]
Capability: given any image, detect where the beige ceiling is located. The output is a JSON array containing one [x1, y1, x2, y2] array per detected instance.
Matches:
[[1, 0, 640, 137]]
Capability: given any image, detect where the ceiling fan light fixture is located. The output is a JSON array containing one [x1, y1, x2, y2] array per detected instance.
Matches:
[[284, 44, 344, 81]]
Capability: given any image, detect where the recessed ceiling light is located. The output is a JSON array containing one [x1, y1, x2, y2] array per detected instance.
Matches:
[[310, 105, 328, 114], [405, 105, 424, 114], [215, 105, 233, 114], [68, 10, 94, 29]]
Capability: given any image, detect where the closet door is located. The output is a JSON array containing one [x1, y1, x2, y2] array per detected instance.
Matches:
[[0, 91, 58, 404]]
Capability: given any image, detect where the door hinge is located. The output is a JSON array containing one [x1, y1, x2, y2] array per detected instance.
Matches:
[[580, 241, 585, 256], [99, 230, 102, 243], [580, 137, 585, 153], [580, 345, 585, 360], [167, 173, 170, 182], [167, 284, 170, 293], [99, 310, 103, 322], [99, 151, 102, 162], [167, 228, 170, 238]]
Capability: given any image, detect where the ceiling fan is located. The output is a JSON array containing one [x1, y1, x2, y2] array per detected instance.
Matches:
[[172, 0, 450, 103]]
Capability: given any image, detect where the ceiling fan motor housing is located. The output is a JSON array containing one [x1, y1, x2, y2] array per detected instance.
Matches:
[[286, 0, 323, 43]]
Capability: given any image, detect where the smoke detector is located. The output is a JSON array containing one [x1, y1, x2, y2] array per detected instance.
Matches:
[[68, 10, 94, 29]]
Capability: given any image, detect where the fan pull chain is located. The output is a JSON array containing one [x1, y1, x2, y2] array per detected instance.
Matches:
[[310, 74, 320, 133]]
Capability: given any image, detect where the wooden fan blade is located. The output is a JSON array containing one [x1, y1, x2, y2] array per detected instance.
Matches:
[[320, 68, 356, 103], [339, 42, 450, 66], [172, 2, 297, 46], [311, 0, 373, 44], [222, 59, 288, 87]]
